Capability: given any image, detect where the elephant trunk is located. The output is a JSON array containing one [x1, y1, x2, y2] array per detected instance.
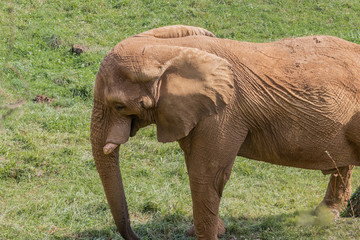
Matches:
[[91, 99, 139, 240]]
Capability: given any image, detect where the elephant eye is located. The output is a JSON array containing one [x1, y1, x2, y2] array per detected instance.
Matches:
[[115, 105, 125, 111]]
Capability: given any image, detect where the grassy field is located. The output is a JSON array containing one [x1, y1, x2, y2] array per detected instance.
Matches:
[[1, 0, 360, 239]]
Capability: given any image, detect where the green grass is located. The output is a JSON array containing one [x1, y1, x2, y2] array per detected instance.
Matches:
[[1, 0, 360, 239]]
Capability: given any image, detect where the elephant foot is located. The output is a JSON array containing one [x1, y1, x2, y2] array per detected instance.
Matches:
[[316, 197, 349, 219], [186, 218, 225, 237], [314, 203, 340, 220]]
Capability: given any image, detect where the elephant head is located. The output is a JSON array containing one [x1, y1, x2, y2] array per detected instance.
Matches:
[[90, 25, 234, 239]]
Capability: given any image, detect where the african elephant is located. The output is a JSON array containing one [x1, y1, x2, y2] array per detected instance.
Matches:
[[90, 25, 360, 240]]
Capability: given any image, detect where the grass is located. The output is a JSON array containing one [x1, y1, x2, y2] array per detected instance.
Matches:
[[1, 0, 360, 239]]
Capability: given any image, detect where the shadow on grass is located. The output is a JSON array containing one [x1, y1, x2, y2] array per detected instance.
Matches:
[[52, 229, 121, 240], [223, 212, 303, 240], [57, 210, 338, 240], [54, 214, 194, 240], [221, 209, 339, 240]]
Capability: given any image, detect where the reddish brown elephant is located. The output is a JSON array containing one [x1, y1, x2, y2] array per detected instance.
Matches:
[[90, 25, 360, 240]]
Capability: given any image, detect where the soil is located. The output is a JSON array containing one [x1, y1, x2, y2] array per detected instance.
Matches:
[[71, 44, 88, 54], [33, 95, 55, 103]]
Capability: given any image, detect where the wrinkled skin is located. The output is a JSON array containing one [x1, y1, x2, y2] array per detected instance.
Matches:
[[90, 25, 360, 240]]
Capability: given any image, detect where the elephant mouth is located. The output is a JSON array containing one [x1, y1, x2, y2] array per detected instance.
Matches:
[[103, 116, 138, 155], [103, 116, 141, 155], [130, 116, 140, 137]]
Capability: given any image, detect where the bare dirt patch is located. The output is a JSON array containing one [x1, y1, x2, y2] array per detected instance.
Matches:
[[71, 44, 88, 54], [33, 95, 55, 103]]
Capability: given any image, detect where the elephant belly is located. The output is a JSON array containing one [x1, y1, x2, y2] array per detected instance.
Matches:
[[237, 124, 360, 170]]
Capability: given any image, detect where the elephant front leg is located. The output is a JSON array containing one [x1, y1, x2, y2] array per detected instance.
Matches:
[[180, 137, 242, 239], [187, 166, 233, 240], [178, 117, 248, 239], [318, 165, 353, 217]]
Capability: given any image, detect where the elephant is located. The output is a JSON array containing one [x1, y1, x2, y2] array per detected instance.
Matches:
[[90, 25, 360, 240]]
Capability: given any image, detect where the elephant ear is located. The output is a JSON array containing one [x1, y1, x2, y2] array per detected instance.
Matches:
[[136, 25, 216, 38], [152, 46, 234, 142]]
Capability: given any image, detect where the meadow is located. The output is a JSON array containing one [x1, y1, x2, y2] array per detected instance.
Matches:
[[1, 0, 360, 239]]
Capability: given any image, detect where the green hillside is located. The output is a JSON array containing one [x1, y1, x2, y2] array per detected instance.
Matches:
[[1, 0, 360, 239]]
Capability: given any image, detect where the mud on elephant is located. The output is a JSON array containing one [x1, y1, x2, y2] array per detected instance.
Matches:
[[90, 25, 360, 240]]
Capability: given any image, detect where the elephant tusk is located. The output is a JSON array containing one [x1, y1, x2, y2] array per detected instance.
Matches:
[[103, 143, 119, 155]]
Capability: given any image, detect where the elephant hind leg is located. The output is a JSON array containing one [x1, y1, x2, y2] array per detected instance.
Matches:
[[318, 165, 353, 216]]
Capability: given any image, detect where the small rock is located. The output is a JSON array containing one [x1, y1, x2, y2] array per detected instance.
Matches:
[[71, 44, 88, 54]]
